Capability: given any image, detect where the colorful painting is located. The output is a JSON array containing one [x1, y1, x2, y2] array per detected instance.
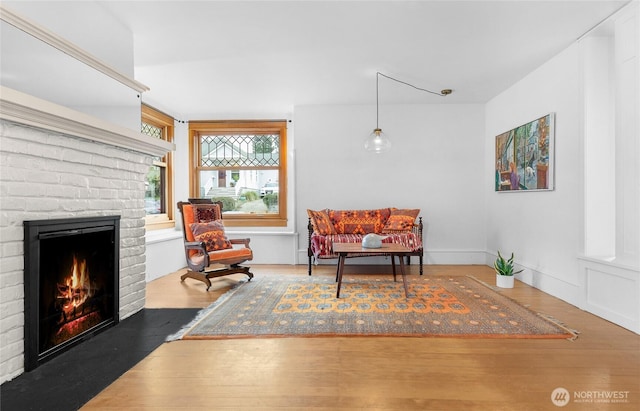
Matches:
[[495, 113, 554, 192]]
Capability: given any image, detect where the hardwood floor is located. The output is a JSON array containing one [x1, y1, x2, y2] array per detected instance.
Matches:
[[82, 264, 639, 410]]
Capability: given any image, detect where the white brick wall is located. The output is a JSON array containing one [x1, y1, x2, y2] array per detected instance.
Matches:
[[0, 119, 151, 383]]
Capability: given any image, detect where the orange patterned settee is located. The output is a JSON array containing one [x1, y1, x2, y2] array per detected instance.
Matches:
[[307, 208, 423, 275]]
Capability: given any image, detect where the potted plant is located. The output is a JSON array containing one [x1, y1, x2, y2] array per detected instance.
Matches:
[[494, 251, 523, 288]]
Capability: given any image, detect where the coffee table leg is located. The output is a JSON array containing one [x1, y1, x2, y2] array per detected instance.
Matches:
[[336, 253, 346, 298], [399, 254, 409, 298], [391, 256, 397, 282]]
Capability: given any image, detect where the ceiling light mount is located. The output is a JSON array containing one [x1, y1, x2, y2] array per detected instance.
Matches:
[[365, 72, 452, 153]]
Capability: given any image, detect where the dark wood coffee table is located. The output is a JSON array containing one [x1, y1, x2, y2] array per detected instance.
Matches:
[[332, 242, 412, 298]]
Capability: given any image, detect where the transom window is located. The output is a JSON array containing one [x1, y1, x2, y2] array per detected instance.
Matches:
[[189, 120, 288, 227]]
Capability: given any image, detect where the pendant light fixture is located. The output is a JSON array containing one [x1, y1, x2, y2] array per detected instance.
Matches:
[[364, 72, 452, 153]]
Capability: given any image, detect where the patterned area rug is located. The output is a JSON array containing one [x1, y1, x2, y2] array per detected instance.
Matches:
[[172, 275, 575, 340]]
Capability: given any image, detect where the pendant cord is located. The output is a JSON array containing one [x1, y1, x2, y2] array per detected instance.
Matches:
[[372, 71, 451, 146], [376, 73, 380, 129], [374, 72, 450, 131], [377, 72, 449, 97]]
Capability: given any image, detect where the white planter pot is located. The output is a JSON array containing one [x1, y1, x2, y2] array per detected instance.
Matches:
[[496, 274, 514, 288]]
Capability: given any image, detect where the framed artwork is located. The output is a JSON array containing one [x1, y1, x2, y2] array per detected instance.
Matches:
[[495, 113, 554, 192]]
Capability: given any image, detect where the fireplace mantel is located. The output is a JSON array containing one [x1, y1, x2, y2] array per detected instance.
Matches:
[[0, 86, 173, 157]]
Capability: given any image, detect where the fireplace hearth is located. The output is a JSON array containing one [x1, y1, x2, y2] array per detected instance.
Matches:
[[23, 216, 120, 371]]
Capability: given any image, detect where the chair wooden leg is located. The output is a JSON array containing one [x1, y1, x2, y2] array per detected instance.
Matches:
[[224, 265, 253, 282], [181, 265, 253, 291], [180, 271, 213, 290]]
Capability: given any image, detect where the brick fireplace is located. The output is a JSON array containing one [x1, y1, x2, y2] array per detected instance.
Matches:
[[0, 105, 171, 382]]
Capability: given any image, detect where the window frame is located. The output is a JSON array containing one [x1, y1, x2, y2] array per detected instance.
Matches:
[[189, 120, 288, 227], [141, 104, 175, 230]]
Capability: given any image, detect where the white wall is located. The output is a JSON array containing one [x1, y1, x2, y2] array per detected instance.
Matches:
[[485, 44, 584, 303], [294, 104, 486, 265], [485, 1, 640, 334]]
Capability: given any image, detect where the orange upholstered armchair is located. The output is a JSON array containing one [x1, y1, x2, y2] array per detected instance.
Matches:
[[178, 200, 253, 290]]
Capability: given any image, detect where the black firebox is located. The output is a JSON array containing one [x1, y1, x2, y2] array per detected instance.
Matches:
[[23, 216, 120, 371]]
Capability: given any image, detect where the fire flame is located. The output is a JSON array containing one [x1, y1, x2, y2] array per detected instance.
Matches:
[[57, 255, 92, 317]]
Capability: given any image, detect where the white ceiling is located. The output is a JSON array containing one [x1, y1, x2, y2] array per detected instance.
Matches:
[[17, 1, 638, 119]]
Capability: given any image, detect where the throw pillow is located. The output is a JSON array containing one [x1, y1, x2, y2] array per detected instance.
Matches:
[[194, 204, 222, 222], [307, 209, 336, 235], [330, 209, 390, 234], [190, 220, 232, 251], [382, 208, 420, 233]]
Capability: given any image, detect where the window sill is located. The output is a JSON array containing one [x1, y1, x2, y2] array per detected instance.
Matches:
[[223, 217, 287, 227], [145, 228, 182, 245], [145, 217, 175, 231]]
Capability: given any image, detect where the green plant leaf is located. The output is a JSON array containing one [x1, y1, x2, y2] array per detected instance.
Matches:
[[494, 250, 521, 276]]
